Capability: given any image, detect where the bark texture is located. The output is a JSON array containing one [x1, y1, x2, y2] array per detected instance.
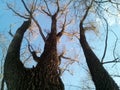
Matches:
[[79, 23, 119, 90], [4, 19, 64, 90]]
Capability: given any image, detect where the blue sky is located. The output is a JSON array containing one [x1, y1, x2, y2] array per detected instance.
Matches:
[[1, 0, 120, 90]]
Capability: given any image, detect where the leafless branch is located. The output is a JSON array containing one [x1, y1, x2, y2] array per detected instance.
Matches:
[[57, 13, 67, 41], [101, 17, 109, 63], [25, 38, 40, 62], [94, 0, 109, 3], [80, 0, 94, 25], [61, 53, 80, 75], [33, 18, 46, 42], [64, 32, 78, 37], [41, 8, 51, 16], [55, 0, 60, 15], [95, 1, 120, 16], [62, 0, 72, 12], [43, 0, 52, 16], [30, 0, 38, 13], [102, 58, 120, 64], [57, 0, 72, 19], [61, 56, 79, 62], [110, 30, 118, 59], [7, 3, 29, 19], [21, 0, 46, 42], [95, 0, 120, 5], [21, 0, 32, 16], [58, 50, 79, 75], [111, 74, 120, 78], [61, 68, 73, 75], [8, 24, 14, 37], [23, 55, 32, 64], [61, 61, 74, 75]]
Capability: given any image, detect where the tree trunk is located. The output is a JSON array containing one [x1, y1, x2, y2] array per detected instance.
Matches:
[[79, 23, 119, 90], [4, 20, 31, 90], [4, 19, 64, 90]]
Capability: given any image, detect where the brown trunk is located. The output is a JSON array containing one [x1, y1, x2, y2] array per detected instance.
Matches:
[[79, 23, 119, 90], [4, 20, 31, 90], [4, 19, 64, 90]]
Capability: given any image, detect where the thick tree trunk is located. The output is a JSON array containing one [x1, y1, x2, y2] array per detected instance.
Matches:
[[79, 23, 119, 90], [4, 20, 31, 90], [4, 19, 64, 90]]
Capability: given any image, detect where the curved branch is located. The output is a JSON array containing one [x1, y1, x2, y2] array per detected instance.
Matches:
[[7, 3, 29, 19], [80, 0, 94, 25], [101, 17, 109, 63], [57, 13, 67, 41], [4, 19, 31, 89], [43, 0, 52, 16], [21, 0, 46, 42]]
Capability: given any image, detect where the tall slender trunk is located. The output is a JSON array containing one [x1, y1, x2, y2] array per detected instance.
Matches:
[[79, 23, 119, 90]]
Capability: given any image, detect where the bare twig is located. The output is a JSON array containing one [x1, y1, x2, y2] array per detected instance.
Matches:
[[41, 8, 51, 16], [95, 0, 120, 5], [32, 18, 46, 42], [8, 24, 14, 37], [57, 13, 67, 41], [80, 0, 94, 25], [101, 17, 109, 63], [21, 0, 32, 16], [30, 0, 38, 13], [61, 56, 79, 62], [7, 3, 29, 19], [55, 0, 60, 15], [102, 58, 119, 64], [25, 38, 40, 62], [111, 74, 120, 78], [43, 0, 52, 16], [23, 55, 32, 64], [110, 30, 118, 60], [21, 0, 46, 42]]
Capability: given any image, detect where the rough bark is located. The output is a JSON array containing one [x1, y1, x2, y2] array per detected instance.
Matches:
[[79, 23, 119, 90], [34, 14, 64, 90], [4, 20, 31, 90], [4, 19, 64, 90]]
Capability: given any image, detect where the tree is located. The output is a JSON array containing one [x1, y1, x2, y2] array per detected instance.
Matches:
[[4, 0, 65, 89], [2, 0, 120, 90], [79, 1, 119, 89]]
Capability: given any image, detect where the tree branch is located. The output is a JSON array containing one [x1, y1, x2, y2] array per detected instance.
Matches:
[[26, 38, 40, 62], [57, 13, 67, 41], [80, 0, 94, 25], [41, 8, 51, 16], [7, 3, 29, 19], [101, 17, 109, 63], [102, 58, 119, 64], [43, 0, 52, 16], [21, 0, 46, 42]]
